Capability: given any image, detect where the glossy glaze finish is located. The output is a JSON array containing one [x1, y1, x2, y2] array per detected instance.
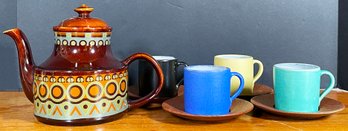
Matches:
[[123, 53, 164, 109], [138, 56, 188, 102], [3, 4, 164, 125], [40, 39, 120, 70], [35, 110, 126, 126], [46, 4, 116, 70], [33, 69, 129, 121], [53, 4, 112, 32], [3, 28, 35, 103]]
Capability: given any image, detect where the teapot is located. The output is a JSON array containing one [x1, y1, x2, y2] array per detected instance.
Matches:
[[3, 4, 164, 125]]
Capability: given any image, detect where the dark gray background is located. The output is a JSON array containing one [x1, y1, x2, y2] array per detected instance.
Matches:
[[0, 0, 338, 90], [338, 0, 348, 90]]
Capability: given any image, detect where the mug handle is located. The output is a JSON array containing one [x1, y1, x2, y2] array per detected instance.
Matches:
[[229, 72, 244, 103], [319, 70, 335, 102], [175, 61, 189, 88], [252, 59, 264, 83], [122, 53, 164, 110]]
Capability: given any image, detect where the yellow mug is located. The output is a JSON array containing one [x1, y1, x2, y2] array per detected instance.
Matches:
[[214, 54, 263, 95]]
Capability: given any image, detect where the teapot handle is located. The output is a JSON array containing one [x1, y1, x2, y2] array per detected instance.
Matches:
[[122, 53, 164, 110]]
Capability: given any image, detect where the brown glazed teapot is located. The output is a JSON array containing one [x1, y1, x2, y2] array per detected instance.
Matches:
[[3, 4, 164, 125]]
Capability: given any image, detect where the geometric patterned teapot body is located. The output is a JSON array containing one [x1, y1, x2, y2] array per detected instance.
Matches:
[[3, 4, 163, 125]]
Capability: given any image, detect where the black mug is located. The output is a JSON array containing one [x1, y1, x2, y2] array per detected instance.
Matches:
[[139, 56, 188, 102]]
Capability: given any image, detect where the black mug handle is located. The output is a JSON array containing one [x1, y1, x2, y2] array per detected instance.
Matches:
[[175, 61, 189, 89]]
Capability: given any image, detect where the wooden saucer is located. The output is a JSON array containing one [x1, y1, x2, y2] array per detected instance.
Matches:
[[240, 83, 273, 96], [128, 91, 171, 103], [250, 94, 345, 119], [178, 83, 273, 97], [129, 83, 272, 103], [162, 96, 254, 121]]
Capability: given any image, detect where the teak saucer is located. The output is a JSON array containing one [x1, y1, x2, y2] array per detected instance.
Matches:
[[162, 96, 254, 121], [129, 83, 273, 104], [250, 94, 345, 119], [178, 83, 273, 97], [240, 83, 274, 96], [128, 91, 177, 104]]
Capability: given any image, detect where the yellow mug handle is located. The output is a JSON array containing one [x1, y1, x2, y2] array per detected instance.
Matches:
[[253, 60, 263, 83]]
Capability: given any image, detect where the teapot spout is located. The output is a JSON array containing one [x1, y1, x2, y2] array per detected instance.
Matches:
[[3, 28, 35, 103]]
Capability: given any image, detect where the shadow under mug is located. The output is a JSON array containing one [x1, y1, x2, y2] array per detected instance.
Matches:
[[138, 56, 188, 102], [273, 63, 335, 112], [184, 65, 244, 115]]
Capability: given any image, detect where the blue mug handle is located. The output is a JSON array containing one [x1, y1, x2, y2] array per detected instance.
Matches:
[[229, 72, 244, 104], [319, 70, 335, 102]]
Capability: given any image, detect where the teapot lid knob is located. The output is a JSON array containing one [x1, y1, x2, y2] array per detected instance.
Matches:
[[53, 4, 112, 32], [74, 4, 94, 17]]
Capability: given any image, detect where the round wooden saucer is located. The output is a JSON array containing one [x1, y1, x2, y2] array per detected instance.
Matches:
[[128, 83, 272, 104], [162, 96, 254, 121], [240, 83, 273, 96], [128, 91, 171, 103], [179, 83, 273, 97], [250, 94, 345, 119]]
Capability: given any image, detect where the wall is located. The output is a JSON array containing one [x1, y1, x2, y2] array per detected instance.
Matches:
[[0, 0, 19, 90], [0, 0, 338, 90], [338, 0, 348, 90]]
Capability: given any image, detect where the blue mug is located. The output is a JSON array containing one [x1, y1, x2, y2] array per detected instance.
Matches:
[[184, 65, 244, 115], [274, 63, 335, 112]]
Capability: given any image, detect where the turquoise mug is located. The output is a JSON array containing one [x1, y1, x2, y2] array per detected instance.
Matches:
[[273, 63, 335, 112]]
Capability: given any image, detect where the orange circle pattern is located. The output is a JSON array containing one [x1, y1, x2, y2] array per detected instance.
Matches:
[[34, 71, 128, 102], [88, 85, 101, 98], [69, 86, 82, 99], [52, 86, 63, 99], [120, 80, 126, 92], [106, 83, 117, 95], [39, 85, 47, 97]]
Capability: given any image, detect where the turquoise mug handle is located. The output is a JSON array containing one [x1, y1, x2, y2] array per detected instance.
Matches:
[[319, 70, 335, 102], [229, 72, 244, 103]]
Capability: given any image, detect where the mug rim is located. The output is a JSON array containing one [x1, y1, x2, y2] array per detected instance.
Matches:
[[274, 63, 320, 71], [184, 65, 229, 72], [215, 54, 253, 59], [153, 56, 177, 62]]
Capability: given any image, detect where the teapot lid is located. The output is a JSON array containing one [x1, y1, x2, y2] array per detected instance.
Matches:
[[53, 4, 112, 32]]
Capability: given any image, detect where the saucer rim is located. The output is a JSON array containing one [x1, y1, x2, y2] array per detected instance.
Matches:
[[162, 96, 254, 121], [250, 94, 345, 118], [128, 83, 273, 99], [239, 83, 274, 96]]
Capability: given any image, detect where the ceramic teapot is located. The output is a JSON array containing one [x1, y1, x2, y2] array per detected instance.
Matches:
[[3, 4, 164, 125]]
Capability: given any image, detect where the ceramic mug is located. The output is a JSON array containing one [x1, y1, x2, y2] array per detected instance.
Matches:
[[184, 65, 244, 115], [138, 56, 188, 102], [273, 63, 335, 112], [214, 54, 263, 95]]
